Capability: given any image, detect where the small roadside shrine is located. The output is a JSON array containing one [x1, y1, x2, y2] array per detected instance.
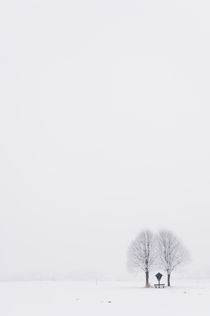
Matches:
[[154, 273, 165, 288]]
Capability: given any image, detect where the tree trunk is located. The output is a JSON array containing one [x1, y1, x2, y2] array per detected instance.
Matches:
[[145, 271, 150, 287], [167, 274, 171, 287]]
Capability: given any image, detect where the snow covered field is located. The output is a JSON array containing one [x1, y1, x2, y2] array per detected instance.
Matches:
[[0, 279, 209, 316]]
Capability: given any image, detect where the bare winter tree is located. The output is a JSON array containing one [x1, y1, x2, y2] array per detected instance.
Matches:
[[127, 230, 156, 287], [158, 230, 189, 287]]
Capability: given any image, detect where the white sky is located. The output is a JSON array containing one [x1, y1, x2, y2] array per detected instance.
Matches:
[[0, 0, 210, 280]]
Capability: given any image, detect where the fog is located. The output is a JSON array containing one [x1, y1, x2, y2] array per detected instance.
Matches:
[[0, 0, 210, 280]]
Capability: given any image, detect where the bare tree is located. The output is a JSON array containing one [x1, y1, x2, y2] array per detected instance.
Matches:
[[158, 230, 189, 286], [127, 230, 156, 287]]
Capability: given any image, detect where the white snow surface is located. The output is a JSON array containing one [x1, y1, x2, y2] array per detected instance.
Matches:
[[0, 280, 209, 316]]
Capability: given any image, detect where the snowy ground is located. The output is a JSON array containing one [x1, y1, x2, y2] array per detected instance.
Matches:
[[0, 279, 209, 316]]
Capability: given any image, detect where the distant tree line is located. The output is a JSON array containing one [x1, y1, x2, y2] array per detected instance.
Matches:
[[127, 230, 190, 287]]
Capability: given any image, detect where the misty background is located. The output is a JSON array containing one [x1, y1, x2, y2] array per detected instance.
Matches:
[[0, 0, 210, 280]]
